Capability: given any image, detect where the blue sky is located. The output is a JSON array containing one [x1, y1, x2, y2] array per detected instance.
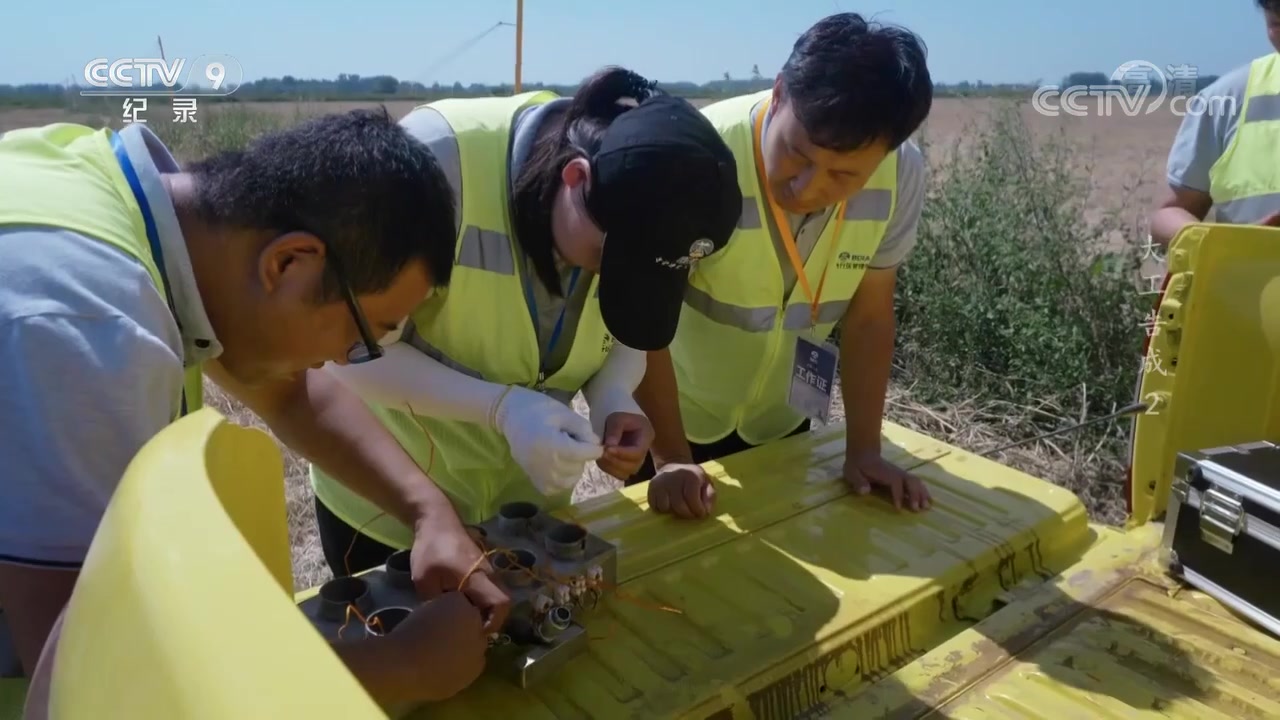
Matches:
[[2, 0, 1273, 87]]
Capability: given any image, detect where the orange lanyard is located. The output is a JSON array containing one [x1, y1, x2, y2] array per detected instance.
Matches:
[[751, 98, 846, 327]]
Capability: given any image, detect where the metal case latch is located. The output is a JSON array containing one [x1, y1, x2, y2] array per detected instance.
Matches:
[[1199, 486, 1245, 554], [1171, 474, 1191, 504]]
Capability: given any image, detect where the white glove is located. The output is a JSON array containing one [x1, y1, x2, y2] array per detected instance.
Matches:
[[325, 335, 604, 494], [494, 386, 603, 494]]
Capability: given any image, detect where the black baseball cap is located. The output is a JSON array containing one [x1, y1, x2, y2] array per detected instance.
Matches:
[[585, 94, 742, 351]]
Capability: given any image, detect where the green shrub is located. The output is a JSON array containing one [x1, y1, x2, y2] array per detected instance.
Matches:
[[892, 100, 1150, 443]]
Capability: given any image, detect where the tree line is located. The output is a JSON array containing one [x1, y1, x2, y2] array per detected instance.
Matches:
[[1060, 71, 1221, 93], [0, 66, 1218, 109]]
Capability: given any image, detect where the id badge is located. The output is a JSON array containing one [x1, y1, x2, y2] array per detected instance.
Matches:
[[788, 336, 837, 422]]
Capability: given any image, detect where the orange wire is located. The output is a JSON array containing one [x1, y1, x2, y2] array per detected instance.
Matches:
[[337, 600, 383, 639], [455, 545, 673, 646], [343, 398, 683, 643], [468, 546, 684, 616], [403, 401, 437, 477], [339, 401, 438, 578], [343, 510, 388, 578]]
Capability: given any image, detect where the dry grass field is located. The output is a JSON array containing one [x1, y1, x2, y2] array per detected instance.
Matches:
[[0, 95, 1182, 211], [0, 96, 1180, 591]]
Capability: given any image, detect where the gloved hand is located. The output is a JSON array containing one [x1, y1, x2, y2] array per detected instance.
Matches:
[[494, 386, 603, 494]]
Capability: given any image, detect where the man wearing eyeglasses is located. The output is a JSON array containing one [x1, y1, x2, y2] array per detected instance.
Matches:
[[0, 111, 500, 709]]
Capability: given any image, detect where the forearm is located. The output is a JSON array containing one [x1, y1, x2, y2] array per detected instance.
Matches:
[[0, 564, 77, 676], [278, 370, 456, 524], [1149, 206, 1201, 248], [582, 344, 646, 436], [330, 637, 419, 709], [632, 348, 693, 465], [838, 314, 896, 457], [210, 362, 453, 527], [324, 343, 509, 428]]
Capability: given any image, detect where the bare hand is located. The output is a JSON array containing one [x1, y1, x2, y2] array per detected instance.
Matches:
[[596, 412, 654, 480], [648, 463, 716, 519], [410, 514, 510, 632], [843, 452, 931, 512], [386, 591, 487, 702]]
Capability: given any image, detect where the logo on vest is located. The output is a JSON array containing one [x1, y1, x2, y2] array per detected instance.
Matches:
[[654, 238, 716, 270], [601, 333, 615, 354], [836, 251, 870, 270]]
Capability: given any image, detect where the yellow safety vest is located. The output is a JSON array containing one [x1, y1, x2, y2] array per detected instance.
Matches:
[[0, 123, 203, 418], [311, 91, 616, 543], [1209, 53, 1280, 222], [671, 90, 897, 446]]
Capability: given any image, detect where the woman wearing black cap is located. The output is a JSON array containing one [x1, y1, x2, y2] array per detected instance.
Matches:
[[310, 66, 742, 580]]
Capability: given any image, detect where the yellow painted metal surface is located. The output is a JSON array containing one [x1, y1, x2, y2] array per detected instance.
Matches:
[[1130, 222, 1280, 524], [53, 406, 1091, 719], [48, 409, 386, 719], [24, 228, 1280, 717], [418, 420, 1091, 719], [816, 522, 1280, 719]]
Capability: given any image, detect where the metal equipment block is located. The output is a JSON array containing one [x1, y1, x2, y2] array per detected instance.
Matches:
[[297, 500, 618, 688]]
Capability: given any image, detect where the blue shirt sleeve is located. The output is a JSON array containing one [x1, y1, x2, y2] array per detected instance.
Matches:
[[0, 228, 184, 566], [1166, 65, 1250, 193], [870, 139, 926, 269]]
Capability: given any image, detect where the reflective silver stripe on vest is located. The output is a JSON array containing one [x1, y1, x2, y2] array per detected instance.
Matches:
[[402, 319, 486, 380], [684, 285, 849, 333], [456, 226, 515, 275], [782, 299, 848, 330], [1213, 192, 1280, 223], [739, 197, 762, 229], [1245, 93, 1280, 123], [684, 284, 778, 331], [844, 188, 893, 221]]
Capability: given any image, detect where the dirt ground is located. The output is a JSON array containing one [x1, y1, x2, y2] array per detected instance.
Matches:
[[0, 97, 1182, 590]]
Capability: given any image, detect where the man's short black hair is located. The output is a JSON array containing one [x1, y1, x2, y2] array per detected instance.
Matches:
[[187, 106, 455, 300], [779, 12, 933, 153], [1260, 0, 1280, 12]]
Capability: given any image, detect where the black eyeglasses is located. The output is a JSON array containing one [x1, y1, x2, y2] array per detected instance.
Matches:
[[324, 242, 383, 364]]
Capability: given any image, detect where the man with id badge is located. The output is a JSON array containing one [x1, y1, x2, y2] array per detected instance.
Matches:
[[631, 12, 935, 518]]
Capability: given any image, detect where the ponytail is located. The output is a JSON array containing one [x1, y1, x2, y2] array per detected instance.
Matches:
[[512, 66, 663, 295], [562, 67, 659, 151]]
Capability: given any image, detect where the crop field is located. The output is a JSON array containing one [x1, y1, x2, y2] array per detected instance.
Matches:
[[0, 95, 1182, 210], [0, 96, 1181, 589]]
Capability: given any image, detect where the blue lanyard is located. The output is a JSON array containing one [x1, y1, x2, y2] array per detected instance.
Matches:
[[110, 132, 188, 416], [523, 265, 581, 388]]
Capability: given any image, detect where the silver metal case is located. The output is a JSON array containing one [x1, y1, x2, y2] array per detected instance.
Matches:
[[1161, 440, 1280, 638]]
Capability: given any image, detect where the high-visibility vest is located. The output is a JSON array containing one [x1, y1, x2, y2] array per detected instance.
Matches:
[[1208, 53, 1280, 222], [311, 91, 616, 543], [671, 90, 897, 446], [0, 123, 203, 418]]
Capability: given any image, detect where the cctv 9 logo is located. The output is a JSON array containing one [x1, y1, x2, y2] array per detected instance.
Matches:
[[81, 55, 244, 96]]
